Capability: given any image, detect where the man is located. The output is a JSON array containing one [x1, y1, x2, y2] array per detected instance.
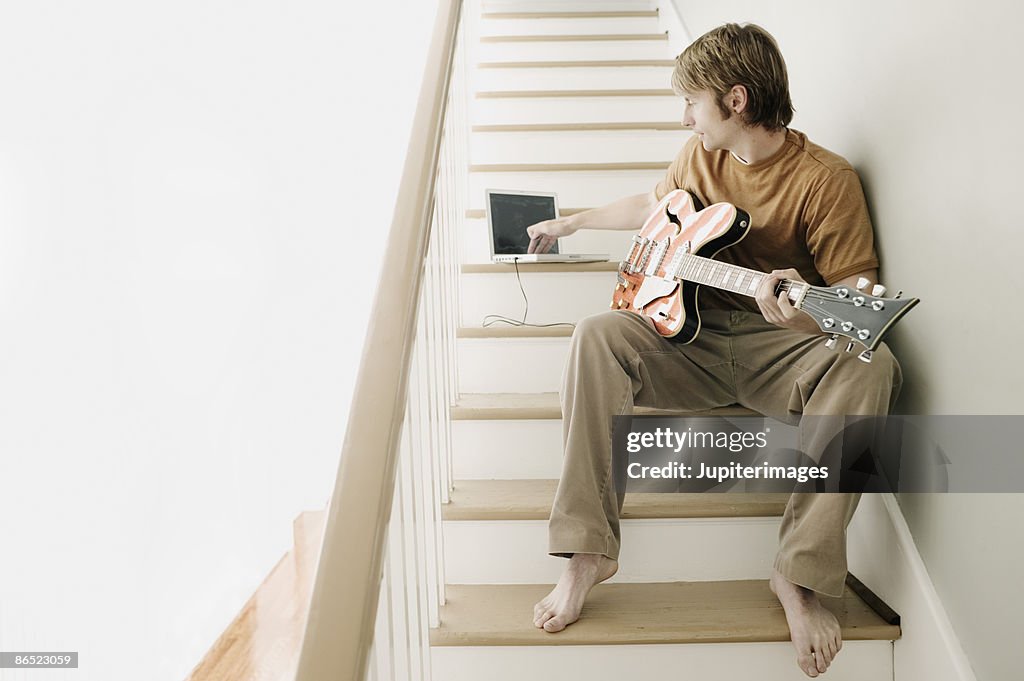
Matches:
[[524, 23, 901, 678]]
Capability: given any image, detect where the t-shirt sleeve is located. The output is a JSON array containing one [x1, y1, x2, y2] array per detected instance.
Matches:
[[804, 168, 880, 285], [654, 136, 698, 201]]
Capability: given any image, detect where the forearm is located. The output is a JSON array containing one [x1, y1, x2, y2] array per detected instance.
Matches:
[[566, 192, 655, 232]]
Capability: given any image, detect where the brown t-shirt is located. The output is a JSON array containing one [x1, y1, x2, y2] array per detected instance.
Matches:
[[654, 128, 879, 313]]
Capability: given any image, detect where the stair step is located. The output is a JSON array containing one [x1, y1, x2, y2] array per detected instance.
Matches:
[[480, 33, 668, 43], [477, 88, 673, 99], [471, 121, 681, 131], [479, 16, 660, 39], [452, 393, 760, 420], [458, 334, 569, 393], [474, 66, 674, 92], [431, 580, 899, 646], [468, 169, 663, 209], [470, 160, 669, 172], [445, 479, 789, 520], [477, 59, 674, 68], [459, 216, 634, 264], [432, 641, 892, 681], [472, 94, 680, 125], [481, 11, 661, 19], [461, 261, 618, 273], [458, 325, 574, 338], [478, 37, 668, 63], [459, 267, 618, 327], [469, 128, 685, 164]]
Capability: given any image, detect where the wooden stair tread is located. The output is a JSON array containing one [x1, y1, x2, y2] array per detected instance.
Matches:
[[472, 122, 683, 132], [185, 510, 325, 681], [458, 325, 575, 338], [445, 479, 790, 520], [480, 33, 667, 43], [452, 393, 761, 420], [460, 261, 619, 273], [470, 161, 670, 172], [481, 11, 660, 19], [431, 580, 900, 646], [476, 89, 675, 98], [478, 59, 674, 68]]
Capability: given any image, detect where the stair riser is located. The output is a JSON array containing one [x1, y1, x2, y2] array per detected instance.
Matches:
[[478, 40, 668, 62], [453, 419, 564, 479], [433, 641, 893, 680], [461, 216, 636, 264], [459, 271, 617, 326], [470, 129, 686, 164], [473, 95, 681, 124], [459, 337, 569, 393], [480, 17, 660, 35], [469, 170, 664, 209], [444, 518, 782, 583], [473, 65, 674, 91]]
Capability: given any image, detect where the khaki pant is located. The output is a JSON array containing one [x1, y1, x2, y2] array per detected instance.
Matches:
[[548, 309, 902, 597]]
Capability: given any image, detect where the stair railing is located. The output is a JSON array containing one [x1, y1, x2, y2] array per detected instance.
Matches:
[[294, 0, 465, 678]]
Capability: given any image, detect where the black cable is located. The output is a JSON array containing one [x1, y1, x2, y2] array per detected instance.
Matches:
[[481, 257, 577, 330]]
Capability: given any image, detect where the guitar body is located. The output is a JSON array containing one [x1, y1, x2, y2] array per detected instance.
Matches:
[[612, 189, 751, 343]]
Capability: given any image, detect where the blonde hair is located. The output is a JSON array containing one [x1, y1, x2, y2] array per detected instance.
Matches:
[[672, 23, 794, 130]]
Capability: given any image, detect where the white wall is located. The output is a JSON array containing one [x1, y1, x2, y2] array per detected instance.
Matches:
[[0, 1, 440, 679], [666, 2, 1023, 680]]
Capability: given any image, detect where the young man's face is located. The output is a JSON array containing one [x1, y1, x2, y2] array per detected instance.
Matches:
[[680, 89, 737, 152]]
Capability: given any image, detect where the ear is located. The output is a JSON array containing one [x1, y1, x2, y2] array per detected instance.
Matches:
[[726, 85, 749, 114]]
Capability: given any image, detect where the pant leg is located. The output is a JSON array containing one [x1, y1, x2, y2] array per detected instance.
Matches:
[[548, 309, 737, 560], [729, 311, 904, 597]]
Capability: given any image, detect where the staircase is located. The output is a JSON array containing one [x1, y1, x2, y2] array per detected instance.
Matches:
[[434, 3, 900, 679], [183, 4, 903, 680]]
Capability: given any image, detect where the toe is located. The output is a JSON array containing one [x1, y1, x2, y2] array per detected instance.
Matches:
[[543, 615, 567, 633], [800, 655, 819, 678], [814, 651, 828, 674], [535, 609, 553, 628]]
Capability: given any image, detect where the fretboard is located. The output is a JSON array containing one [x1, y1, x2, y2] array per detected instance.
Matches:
[[670, 252, 805, 302]]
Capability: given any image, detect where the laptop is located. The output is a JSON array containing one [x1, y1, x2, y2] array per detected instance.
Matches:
[[485, 188, 609, 263]]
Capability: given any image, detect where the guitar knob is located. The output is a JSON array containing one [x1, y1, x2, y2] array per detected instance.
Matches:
[[856, 277, 870, 291], [858, 350, 873, 363], [871, 284, 887, 297], [825, 334, 839, 350]]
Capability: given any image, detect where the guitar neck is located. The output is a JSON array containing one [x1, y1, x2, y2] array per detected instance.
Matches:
[[669, 251, 806, 303]]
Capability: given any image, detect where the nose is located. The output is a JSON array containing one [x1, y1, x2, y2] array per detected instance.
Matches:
[[680, 106, 693, 129]]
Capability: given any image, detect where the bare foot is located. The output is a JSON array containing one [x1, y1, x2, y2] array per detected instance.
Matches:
[[769, 569, 843, 677], [532, 553, 618, 633]]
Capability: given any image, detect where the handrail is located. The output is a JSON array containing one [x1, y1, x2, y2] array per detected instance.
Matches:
[[294, 1, 463, 678]]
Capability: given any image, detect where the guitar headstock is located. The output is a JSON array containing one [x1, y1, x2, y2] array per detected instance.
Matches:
[[797, 279, 919, 360]]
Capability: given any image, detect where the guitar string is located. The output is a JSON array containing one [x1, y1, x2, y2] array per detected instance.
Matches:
[[481, 257, 577, 330], [666, 255, 879, 340]]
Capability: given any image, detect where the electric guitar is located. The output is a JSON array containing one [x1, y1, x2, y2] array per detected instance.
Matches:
[[610, 189, 919, 362]]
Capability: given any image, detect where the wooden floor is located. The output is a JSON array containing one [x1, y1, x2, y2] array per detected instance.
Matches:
[[183, 511, 324, 681]]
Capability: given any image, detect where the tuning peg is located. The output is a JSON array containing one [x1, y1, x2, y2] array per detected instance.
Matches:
[[893, 290, 903, 299], [858, 350, 873, 363], [824, 334, 839, 350], [856, 277, 870, 291], [871, 284, 887, 297], [845, 341, 856, 353]]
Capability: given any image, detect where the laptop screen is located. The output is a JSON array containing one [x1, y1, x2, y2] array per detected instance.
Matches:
[[488, 192, 559, 255]]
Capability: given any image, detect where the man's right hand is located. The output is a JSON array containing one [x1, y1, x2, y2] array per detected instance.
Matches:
[[526, 218, 576, 254]]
